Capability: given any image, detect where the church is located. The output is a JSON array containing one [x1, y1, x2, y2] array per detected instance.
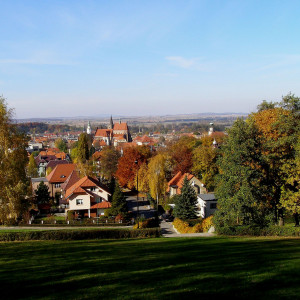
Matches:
[[91, 116, 131, 147]]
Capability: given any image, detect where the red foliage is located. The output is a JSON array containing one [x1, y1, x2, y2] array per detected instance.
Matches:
[[115, 146, 149, 188]]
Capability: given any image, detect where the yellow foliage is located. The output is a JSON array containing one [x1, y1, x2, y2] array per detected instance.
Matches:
[[173, 216, 214, 233]]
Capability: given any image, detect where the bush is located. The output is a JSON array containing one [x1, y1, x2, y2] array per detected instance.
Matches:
[[202, 215, 214, 232], [133, 218, 159, 229], [0, 228, 161, 241], [173, 217, 213, 234], [216, 225, 300, 237]]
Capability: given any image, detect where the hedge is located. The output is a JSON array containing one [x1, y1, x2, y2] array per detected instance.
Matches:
[[216, 225, 300, 237], [0, 228, 161, 241]]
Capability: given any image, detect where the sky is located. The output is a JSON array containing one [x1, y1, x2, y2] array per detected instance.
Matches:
[[1, 0, 300, 119]]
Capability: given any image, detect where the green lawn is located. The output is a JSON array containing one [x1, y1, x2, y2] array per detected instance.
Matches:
[[1, 237, 300, 299]]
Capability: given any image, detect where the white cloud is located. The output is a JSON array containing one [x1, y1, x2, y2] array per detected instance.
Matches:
[[166, 56, 198, 69]]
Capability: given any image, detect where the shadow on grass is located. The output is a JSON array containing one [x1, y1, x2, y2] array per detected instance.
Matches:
[[1, 237, 300, 299]]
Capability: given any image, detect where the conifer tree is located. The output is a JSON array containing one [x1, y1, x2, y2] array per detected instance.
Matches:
[[173, 176, 198, 220], [109, 181, 128, 215]]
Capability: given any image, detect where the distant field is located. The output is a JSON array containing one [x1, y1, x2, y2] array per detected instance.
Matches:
[[0, 237, 300, 299]]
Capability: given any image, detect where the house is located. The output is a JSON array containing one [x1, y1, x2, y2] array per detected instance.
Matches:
[[46, 164, 77, 199], [65, 176, 111, 218], [167, 171, 207, 197], [197, 194, 217, 218]]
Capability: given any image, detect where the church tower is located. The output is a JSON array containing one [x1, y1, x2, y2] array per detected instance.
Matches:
[[108, 115, 114, 129], [87, 121, 92, 135]]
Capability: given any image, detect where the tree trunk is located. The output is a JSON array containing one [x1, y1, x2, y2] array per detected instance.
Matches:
[[294, 213, 299, 227], [278, 208, 284, 226]]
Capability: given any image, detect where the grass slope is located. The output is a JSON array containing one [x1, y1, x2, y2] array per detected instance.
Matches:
[[1, 237, 300, 299]]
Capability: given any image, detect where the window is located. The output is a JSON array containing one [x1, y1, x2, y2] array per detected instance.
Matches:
[[76, 199, 83, 205], [55, 183, 61, 188], [91, 187, 96, 192], [210, 203, 217, 209]]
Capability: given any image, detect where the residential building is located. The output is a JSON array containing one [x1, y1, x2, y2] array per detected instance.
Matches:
[[65, 176, 111, 218], [197, 194, 217, 218], [167, 171, 207, 197]]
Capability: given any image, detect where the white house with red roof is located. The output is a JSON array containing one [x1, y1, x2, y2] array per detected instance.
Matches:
[[65, 176, 111, 218], [167, 171, 207, 197]]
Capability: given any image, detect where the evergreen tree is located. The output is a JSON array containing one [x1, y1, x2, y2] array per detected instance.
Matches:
[[109, 181, 128, 215], [173, 176, 198, 220], [35, 182, 50, 204]]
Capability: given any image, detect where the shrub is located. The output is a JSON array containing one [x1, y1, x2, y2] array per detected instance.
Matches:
[[133, 218, 159, 229], [67, 211, 74, 221], [0, 228, 161, 241], [202, 215, 214, 232], [216, 225, 300, 237], [173, 217, 213, 234]]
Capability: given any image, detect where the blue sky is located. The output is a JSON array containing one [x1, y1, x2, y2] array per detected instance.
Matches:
[[1, 0, 300, 118]]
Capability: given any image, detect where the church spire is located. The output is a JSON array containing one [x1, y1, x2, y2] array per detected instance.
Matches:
[[108, 115, 114, 129]]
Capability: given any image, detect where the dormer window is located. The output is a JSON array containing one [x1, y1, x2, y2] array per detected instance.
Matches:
[[60, 175, 66, 178]]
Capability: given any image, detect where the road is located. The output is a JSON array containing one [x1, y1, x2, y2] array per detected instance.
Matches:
[[126, 194, 156, 220]]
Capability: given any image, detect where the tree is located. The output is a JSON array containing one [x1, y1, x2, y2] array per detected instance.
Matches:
[[109, 181, 128, 216], [192, 145, 218, 191], [214, 119, 269, 228], [147, 154, 170, 203], [0, 96, 29, 223], [55, 138, 68, 153], [115, 146, 148, 189], [134, 162, 149, 193], [35, 181, 50, 204], [77, 133, 89, 163], [99, 146, 120, 181], [250, 95, 300, 225], [27, 153, 39, 178], [173, 176, 198, 220]]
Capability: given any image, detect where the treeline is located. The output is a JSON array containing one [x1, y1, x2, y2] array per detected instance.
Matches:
[[129, 122, 228, 134], [16, 122, 81, 134]]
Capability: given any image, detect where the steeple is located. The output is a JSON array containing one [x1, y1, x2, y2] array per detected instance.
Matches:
[[108, 115, 114, 129]]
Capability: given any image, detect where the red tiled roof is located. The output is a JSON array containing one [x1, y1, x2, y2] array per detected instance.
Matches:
[[65, 176, 110, 199], [46, 164, 76, 183], [167, 171, 195, 193], [113, 123, 128, 131], [90, 202, 111, 209], [95, 129, 113, 137], [61, 170, 80, 192]]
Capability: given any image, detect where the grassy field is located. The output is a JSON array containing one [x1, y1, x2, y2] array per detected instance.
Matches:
[[1, 237, 300, 299]]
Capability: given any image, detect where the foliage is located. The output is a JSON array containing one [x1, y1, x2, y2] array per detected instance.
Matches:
[[77, 133, 89, 163], [147, 153, 170, 202], [0, 96, 29, 223], [134, 162, 149, 193], [133, 218, 159, 229], [214, 118, 269, 228], [98, 146, 120, 181], [202, 215, 214, 232], [192, 144, 218, 191], [35, 182, 50, 204], [173, 176, 198, 220], [115, 146, 149, 188], [0, 228, 161, 241], [108, 181, 128, 216], [173, 218, 202, 233], [55, 138, 68, 153], [27, 153, 38, 178]]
